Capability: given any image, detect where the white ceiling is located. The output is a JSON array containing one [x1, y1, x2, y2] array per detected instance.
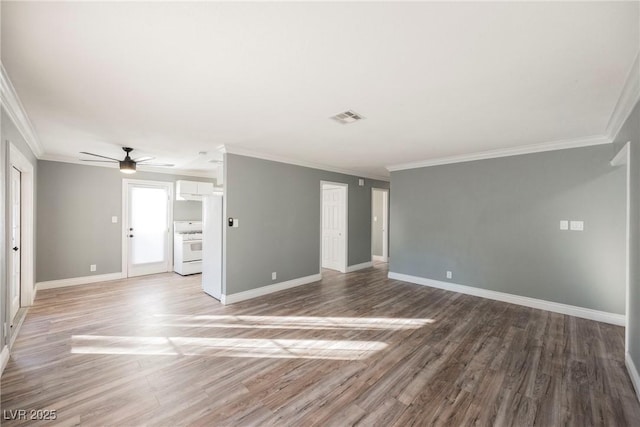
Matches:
[[2, 1, 638, 179]]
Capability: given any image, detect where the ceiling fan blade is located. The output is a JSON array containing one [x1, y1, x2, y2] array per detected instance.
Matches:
[[81, 159, 118, 163], [80, 151, 121, 161], [134, 156, 155, 162], [139, 163, 175, 167]]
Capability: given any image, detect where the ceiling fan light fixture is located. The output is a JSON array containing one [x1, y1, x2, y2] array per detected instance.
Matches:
[[120, 160, 137, 174]]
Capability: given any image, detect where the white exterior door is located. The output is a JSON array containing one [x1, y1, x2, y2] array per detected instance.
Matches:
[[125, 181, 173, 277], [322, 184, 347, 272], [10, 167, 21, 321]]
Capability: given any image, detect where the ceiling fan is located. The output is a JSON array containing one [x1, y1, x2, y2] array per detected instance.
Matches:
[[80, 147, 175, 174]]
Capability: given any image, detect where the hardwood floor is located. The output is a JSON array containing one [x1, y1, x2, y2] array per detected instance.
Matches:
[[2, 264, 640, 426]]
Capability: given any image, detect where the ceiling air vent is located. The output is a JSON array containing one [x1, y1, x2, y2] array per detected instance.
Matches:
[[331, 110, 365, 124]]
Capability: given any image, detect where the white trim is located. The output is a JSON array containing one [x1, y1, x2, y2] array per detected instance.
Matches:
[[607, 52, 640, 142], [388, 272, 625, 326], [0, 345, 9, 376], [626, 352, 640, 403], [122, 179, 174, 278], [372, 255, 386, 262], [320, 181, 349, 274], [0, 65, 44, 157], [9, 144, 35, 308], [36, 272, 125, 291], [386, 134, 611, 172], [222, 145, 390, 182], [221, 273, 322, 305], [611, 142, 632, 349], [39, 154, 217, 179], [616, 142, 632, 351], [346, 261, 374, 272]]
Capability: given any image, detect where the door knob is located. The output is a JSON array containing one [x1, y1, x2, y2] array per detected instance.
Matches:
[[12, 247, 18, 251], [129, 234, 134, 238]]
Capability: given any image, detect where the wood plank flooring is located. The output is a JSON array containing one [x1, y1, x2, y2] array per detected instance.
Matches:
[[2, 264, 640, 426]]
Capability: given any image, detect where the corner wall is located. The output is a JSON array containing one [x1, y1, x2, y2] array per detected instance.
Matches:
[[389, 144, 625, 315], [613, 100, 640, 397], [224, 153, 389, 295]]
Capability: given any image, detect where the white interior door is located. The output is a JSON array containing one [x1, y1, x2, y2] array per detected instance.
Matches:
[[10, 167, 21, 322], [125, 181, 173, 277], [322, 183, 347, 272]]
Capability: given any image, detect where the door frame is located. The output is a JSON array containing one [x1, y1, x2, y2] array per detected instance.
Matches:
[[371, 187, 389, 263], [121, 179, 174, 277], [319, 181, 348, 274], [611, 141, 631, 351], [9, 143, 34, 310]]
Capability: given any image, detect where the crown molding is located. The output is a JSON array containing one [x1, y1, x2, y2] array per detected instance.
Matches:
[[387, 50, 638, 173], [607, 51, 640, 141], [39, 154, 217, 179], [221, 145, 390, 182], [0, 64, 44, 157], [386, 134, 612, 172]]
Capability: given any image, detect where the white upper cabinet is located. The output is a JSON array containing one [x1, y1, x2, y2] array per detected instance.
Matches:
[[176, 180, 215, 201]]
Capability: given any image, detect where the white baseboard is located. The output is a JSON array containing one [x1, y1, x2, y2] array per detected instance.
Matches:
[[346, 261, 374, 272], [627, 352, 640, 403], [388, 272, 625, 326], [372, 255, 387, 262], [221, 273, 322, 305], [1, 345, 9, 376], [36, 272, 125, 291]]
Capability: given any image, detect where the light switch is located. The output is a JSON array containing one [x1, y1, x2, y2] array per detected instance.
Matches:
[[233, 218, 239, 228], [111, 216, 118, 224], [374, 216, 378, 222], [560, 220, 569, 230], [570, 220, 584, 231]]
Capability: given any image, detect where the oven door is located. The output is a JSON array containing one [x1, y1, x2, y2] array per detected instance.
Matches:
[[182, 240, 203, 262]]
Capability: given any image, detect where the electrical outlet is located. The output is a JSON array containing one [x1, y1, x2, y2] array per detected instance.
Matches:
[[446, 271, 452, 279], [560, 220, 569, 230], [272, 272, 277, 280], [570, 220, 584, 231], [90, 264, 97, 272], [111, 216, 118, 223]]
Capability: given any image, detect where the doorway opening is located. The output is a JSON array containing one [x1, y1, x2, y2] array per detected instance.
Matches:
[[320, 181, 348, 274], [371, 188, 389, 263], [122, 180, 174, 278]]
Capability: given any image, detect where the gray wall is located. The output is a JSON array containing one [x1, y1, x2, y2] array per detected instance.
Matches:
[[36, 160, 211, 282], [224, 153, 389, 295], [390, 144, 626, 314], [372, 189, 384, 256], [613, 101, 640, 371], [2, 106, 39, 348]]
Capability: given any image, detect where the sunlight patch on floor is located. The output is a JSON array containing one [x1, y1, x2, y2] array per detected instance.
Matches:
[[149, 314, 435, 330], [71, 335, 388, 360]]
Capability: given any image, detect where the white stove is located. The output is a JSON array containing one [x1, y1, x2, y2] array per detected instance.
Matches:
[[174, 221, 203, 275]]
